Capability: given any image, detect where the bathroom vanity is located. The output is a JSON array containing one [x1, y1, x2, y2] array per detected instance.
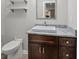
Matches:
[[27, 25, 77, 59]]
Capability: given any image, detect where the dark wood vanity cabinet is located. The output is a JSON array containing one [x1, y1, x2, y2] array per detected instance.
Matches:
[[28, 34, 76, 59]]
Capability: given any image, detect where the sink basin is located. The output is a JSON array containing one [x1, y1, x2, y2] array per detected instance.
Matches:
[[32, 25, 56, 33]]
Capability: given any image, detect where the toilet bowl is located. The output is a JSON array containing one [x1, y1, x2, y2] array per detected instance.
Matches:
[[2, 39, 23, 59]]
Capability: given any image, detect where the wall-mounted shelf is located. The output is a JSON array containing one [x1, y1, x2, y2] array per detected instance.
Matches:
[[9, 0, 28, 13], [10, 7, 28, 12], [10, 0, 27, 4]]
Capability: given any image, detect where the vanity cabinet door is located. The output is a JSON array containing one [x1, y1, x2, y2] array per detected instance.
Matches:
[[43, 45, 58, 59], [28, 43, 42, 59], [28, 34, 58, 59]]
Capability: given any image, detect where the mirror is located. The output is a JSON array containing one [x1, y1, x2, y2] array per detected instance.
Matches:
[[36, 0, 56, 19]]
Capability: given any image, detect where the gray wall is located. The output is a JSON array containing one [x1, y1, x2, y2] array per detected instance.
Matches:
[[1, 0, 6, 46], [1, 0, 76, 50], [68, 0, 77, 29]]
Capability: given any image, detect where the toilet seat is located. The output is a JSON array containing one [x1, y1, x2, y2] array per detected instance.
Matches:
[[2, 40, 21, 54]]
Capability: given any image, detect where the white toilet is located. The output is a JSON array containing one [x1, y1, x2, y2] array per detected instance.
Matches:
[[2, 38, 23, 59]]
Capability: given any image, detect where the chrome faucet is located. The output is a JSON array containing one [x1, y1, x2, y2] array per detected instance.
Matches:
[[44, 21, 47, 26]]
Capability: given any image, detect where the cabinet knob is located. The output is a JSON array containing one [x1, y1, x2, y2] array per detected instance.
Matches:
[[66, 54, 69, 57], [66, 41, 69, 44]]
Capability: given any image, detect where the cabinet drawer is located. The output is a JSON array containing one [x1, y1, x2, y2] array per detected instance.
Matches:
[[29, 34, 58, 45], [59, 38, 76, 47], [59, 47, 76, 59]]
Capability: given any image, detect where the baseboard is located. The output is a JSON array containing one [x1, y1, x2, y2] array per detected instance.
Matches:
[[23, 50, 28, 54]]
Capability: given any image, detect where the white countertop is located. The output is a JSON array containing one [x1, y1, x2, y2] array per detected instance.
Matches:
[[27, 25, 76, 38]]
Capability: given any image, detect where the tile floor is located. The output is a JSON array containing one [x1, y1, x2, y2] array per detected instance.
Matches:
[[1, 54, 7, 59], [1, 54, 28, 59], [22, 54, 28, 59]]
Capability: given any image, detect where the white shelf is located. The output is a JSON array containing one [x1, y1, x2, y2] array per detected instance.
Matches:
[[10, 0, 27, 4], [10, 7, 28, 12]]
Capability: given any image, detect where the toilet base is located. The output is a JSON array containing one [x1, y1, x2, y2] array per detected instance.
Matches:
[[8, 44, 22, 59]]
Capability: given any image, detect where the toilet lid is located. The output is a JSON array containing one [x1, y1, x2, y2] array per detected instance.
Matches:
[[2, 41, 20, 51]]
